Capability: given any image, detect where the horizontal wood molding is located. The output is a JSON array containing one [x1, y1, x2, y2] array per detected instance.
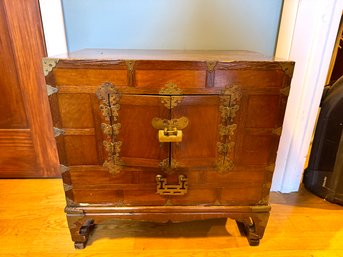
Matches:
[[0, 129, 33, 147]]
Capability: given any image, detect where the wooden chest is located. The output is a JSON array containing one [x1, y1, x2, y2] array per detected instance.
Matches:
[[44, 49, 294, 248]]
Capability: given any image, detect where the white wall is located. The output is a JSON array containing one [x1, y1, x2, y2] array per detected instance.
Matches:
[[39, 0, 67, 56], [61, 0, 283, 56]]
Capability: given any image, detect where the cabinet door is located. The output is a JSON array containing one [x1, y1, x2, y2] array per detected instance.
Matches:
[[117, 95, 169, 170], [171, 95, 221, 169], [97, 87, 170, 174]]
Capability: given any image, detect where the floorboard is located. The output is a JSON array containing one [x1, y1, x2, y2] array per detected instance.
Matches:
[[0, 179, 343, 257]]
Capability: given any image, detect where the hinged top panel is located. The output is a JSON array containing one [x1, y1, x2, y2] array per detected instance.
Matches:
[[52, 49, 289, 62]]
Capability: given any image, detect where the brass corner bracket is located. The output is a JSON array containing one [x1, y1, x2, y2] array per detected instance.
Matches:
[[43, 58, 59, 76], [46, 85, 58, 96], [279, 62, 294, 78], [53, 127, 64, 137]]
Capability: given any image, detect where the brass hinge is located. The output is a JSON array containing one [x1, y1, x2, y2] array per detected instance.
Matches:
[[42, 58, 59, 76], [125, 60, 136, 86], [217, 142, 235, 155], [125, 60, 136, 70], [216, 84, 242, 174], [96, 82, 124, 175], [53, 127, 64, 137], [219, 124, 237, 140], [46, 84, 58, 96], [207, 61, 217, 72], [216, 157, 234, 174]]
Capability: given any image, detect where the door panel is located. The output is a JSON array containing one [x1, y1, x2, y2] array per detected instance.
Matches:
[[117, 95, 170, 168], [0, 2, 28, 128], [171, 96, 220, 169], [0, 0, 59, 177]]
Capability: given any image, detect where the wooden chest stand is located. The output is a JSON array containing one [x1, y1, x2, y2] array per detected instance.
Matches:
[[44, 49, 294, 248]]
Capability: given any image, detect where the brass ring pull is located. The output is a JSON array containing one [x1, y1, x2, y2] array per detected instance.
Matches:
[[152, 117, 189, 143], [156, 174, 188, 195]]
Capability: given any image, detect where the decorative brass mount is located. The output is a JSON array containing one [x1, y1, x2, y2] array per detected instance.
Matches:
[[152, 117, 189, 143], [125, 60, 136, 86], [156, 174, 188, 195], [96, 82, 123, 175], [159, 158, 180, 174], [42, 58, 59, 76], [207, 61, 217, 72], [216, 84, 242, 174], [159, 82, 183, 109]]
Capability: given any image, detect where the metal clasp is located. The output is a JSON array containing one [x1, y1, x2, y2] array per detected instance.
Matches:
[[152, 117, 189, 143]]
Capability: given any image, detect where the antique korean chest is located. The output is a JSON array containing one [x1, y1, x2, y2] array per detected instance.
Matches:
[[44, 49, 294, 248]]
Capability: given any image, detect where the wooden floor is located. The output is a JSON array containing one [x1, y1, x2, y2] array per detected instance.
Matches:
[[1, 179, 343, 257]]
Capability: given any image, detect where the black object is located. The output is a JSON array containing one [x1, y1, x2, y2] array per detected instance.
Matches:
[[303, 76, 343, 205]]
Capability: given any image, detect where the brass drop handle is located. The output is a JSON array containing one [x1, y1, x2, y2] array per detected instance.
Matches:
[[152, 117, 189, 143], [156, 174, 188, 195]]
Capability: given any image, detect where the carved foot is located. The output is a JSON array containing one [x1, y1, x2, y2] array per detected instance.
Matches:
[[235, 212, 269, 246], [67, 216, 95, 249], [74, 241, 86, 249]]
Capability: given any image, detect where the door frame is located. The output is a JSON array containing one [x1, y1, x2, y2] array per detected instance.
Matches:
[[272, 0, 343, 192]]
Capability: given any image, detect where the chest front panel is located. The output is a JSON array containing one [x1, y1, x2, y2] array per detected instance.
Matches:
[[47, 57, 292, 207]]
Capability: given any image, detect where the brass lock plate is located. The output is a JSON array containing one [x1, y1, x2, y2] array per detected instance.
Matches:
[[152, 117, 189, 143], [158, 129, 183, 142]]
